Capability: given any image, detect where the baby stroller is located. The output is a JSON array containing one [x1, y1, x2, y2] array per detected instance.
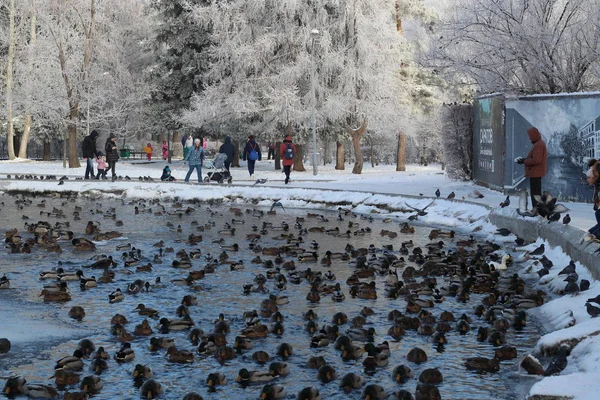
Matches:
[[203, 153, 232, 184]]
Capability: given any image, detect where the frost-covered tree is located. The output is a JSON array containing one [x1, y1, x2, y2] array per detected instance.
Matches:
[[145, 0, 211, 136], [430, 0, 600, 94], [184, 0, 409, 174]]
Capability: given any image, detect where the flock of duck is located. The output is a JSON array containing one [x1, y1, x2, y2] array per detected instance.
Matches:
[[0, 193, 579, 400]]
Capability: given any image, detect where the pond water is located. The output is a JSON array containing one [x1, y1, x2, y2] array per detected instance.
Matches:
[[0, 193, 542, 399]]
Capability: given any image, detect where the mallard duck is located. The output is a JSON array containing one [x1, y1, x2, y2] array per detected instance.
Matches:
[[114, 342, 135, 362], [406, 347, 428, 364], [41, 290, 72, 303], [158, 317, 194, 332], [304, 309, 318, 321], [332, 312, 348, 325], [69, 306, 86, 321], [108, 288, 124, 303], [252, 350, 271, 365], [214, 345, 236, 363], [139, 379, 164, 399], [196, 339, 217, 355], [419, 367, 443, 384], [306, 355, 327, 369], [363, 344, 389, 368], [236, 368, 274, 386], [52, 369, 80, 386], [0, 338, 11, 354], [465, 357, 500, 372], [268, 361, 290, 376], [341, 344, 365, 361], [346, 327, 375, 342], [495, 345, 518, 361], [80, 375, 103, 394], [134, 319, 153, 336], [276, 343, 293, 359], [166, 346, 194, 363], [362, 384, 387, 400], [339, 372, 363, 393], [391, 364, 414, 383], [132, 365, 152, 380], [135, 304, 159, 318], [206, 372, 227, 391], [90, 356, 108, 375], [0, 273, 10, 289], [3, 377, 60, 399], [260, 384, 285, 399], [233, 335, 254, 353], [55, 349, 84, 371], [317, 364, 337, 383], [148, 337, 175, 352], [110, 313, 128, 325], [188, 328, 205, 346]]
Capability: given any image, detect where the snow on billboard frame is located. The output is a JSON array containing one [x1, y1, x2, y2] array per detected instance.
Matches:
[[473, 91, 600, 202]]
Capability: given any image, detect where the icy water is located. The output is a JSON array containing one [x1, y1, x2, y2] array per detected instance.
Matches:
[[0, 193, 541, 400]]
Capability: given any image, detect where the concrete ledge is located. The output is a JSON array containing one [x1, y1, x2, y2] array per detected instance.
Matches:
[[490, 209, 600, 275]]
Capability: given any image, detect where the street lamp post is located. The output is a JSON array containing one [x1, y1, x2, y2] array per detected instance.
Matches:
[[310, 29, 320, 176]]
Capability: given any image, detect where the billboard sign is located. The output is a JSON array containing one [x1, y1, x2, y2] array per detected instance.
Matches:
[[473, 95, 505, 188]]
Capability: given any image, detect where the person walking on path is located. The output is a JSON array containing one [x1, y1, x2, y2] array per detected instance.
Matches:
[[219, 136, 235, 172], [105, 133, 120, 181], [184, 134, 193, 160], [184, 138, 205, 183], [143, 143, 153, 161], [516, 127, 547, 209], [279, 135, 296, 184], [267, 143, 276, 160], [82, 130, 99, 179], [242, 135, 261, 178], [161, 140, 168, 160]]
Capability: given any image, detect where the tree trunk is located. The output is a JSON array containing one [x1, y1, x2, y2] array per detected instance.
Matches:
[[274, 141, 281, 170], [43, 140, 51, 161], [232, 141, 240, 168], [62, 136, 67, 168], [395, 0, 403, 35], [5, 0, 16, 160], [335, 141, 345, 170], [68, 103, 81, 167], [346, 120, 367, 174], [322, 140, 329, 165], [19, 10, 37, 159], [396, 132, 406, 171], [369, 137, 375, 168], [293, 144, 306, 172]]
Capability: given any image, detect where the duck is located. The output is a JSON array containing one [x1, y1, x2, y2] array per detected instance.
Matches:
[[260, 384, 286, 399], [132, 364, 153, 380], [214, 345, 236, 364], [362, 384, 387, 400], [363, 344, 389, 368], [339, 372, 363, 393], [346, 327, 375, 342], [276, 343, 293, 359], [52, 369, 80, 386], [236, 368, 274, 386], [419, 367, 443, 384], [114, 342, 135, 362], [206, 372, 227, 391], [139, 379, 164, 399], [80, 375, 103, 394], [465, 357, 500, 372], [108, 288, 124, 303], [135, 304, 159, 318], [55, 349, 84, 371], [317, 364, 337, 383], [3, 377, 60, 399], [134, 319, 153, 336], [406, 347, 428, 364], [158, 317, 194, 332], [68, 306, 86, 321], [297, 386, 321, 400], [166, 346, 194, 363], [149, 337, 175, 352], [269, 361, 290, 376], [490, 254, 512, 271]]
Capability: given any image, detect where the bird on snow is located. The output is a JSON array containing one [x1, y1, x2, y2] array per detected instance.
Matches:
[[562, 214, 571, 225], [558, 261, 575, 276], [499, 196, 510, 208], [588, 294, 600, 304], [547, 212, 561, 223], [543, 346, 569, 376], [253, 179, 268, 186], [529, 244, 545, 256], [435, 189, 440, 198], [447, 191, 455, 200], [495, 228, 512, 236], [586, 302, 600, 318], [468, 190, 484, 199]]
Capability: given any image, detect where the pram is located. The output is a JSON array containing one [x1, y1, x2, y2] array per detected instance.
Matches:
[[203, 153, 232, 184]]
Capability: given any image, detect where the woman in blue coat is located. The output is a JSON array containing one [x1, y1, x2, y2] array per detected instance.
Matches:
[[242, 135, 261, 178], [184, 138, 205, 183]]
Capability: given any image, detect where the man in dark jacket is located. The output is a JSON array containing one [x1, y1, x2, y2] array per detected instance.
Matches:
[[82, 130, 99, 179], [219, 136, 235, 172], [242, 135, 261, 178], [516, 127, 547, 209]]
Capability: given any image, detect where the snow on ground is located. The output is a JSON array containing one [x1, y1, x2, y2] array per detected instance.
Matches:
[[1, 158, 600, 399]]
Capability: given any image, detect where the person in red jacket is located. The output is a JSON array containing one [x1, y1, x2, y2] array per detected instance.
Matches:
[[516, 127, 547, 209], [279, 135, 297, 184]]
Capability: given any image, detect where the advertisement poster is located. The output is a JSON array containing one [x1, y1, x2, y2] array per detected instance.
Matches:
[[473, 95, 505, 188], [505, 94, 600, 202]]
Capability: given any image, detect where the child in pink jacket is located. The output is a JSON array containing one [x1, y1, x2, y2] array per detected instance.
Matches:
[[96, 153, 108, 179]]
